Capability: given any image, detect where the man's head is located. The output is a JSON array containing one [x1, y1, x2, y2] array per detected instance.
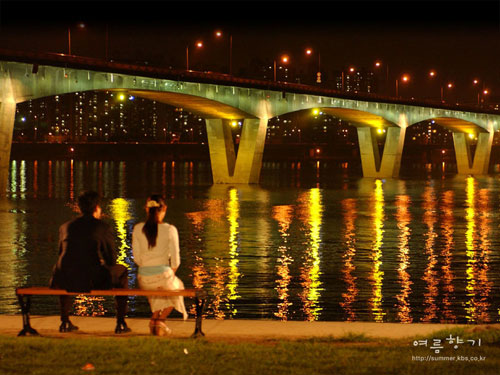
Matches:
[[78, 191, 101, 218]]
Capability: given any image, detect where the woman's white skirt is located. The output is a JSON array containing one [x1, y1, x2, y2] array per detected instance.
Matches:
[[137, 268, 188, 319]]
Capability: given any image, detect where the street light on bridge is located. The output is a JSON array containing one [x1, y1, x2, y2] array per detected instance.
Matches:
[[305, 48, 321, 83], [274, 55, 290, 82], [214, 30, 233, 75], [440, 82, 454, 103], [67, 22, 85, 55], [395, 74, 410, 97], [186, 40, 203, 71], [374, 60, 390, 95]]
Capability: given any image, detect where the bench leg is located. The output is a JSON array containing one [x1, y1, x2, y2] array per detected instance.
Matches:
[[17, 295, 39, 336], [191, 297, 205, 338]]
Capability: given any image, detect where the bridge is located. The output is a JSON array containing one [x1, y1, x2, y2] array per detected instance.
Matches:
[[1, 49, 499, 191]]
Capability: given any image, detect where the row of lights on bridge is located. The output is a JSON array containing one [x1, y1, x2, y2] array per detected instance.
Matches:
[[66, 24, 492, 100]]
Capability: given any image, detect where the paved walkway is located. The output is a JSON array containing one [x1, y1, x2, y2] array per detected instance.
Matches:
[[1, 315, 496, 341]]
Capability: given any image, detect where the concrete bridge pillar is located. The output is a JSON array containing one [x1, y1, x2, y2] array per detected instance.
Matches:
[[0, 101, 16, 194], [452, 131, 493, 175], [356, 126, 406, 178], [205, 118, 268, 184], [0, 73, 18, 195]]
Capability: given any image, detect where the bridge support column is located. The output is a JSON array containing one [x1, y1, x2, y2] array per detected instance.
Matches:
[[206, 118, 267, 184], [0, 101, 16, 194], [357, 126, 406, 178], [452, 131, 492, 175]]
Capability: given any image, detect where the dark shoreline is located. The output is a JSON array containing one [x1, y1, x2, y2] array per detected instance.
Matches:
[[10, 142, 500, 165]]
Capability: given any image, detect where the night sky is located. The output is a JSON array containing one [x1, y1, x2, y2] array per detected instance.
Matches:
[[0, 0, 499, 102]]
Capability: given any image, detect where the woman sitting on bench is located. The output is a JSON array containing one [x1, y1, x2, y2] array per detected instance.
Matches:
[[132, 194, 188, 336]]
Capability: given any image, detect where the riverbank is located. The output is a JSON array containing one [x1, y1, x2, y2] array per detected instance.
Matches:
[[0, 315, 489, 340], [1, 316, 500, 375], [11, 142, 500, 166]]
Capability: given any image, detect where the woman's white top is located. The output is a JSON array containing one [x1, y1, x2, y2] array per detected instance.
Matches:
[[132, 222, 180, 269]]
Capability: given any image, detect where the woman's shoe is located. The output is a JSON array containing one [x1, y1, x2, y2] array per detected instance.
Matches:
[[154, 320, 172, 336], [149, 319, 157, 335]]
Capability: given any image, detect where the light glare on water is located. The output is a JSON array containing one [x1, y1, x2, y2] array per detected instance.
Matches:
[[1, 159, 500, 324]]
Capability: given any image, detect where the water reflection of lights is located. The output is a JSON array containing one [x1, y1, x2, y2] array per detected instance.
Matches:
[[33, 161, 38, 198], [226, 188, 241, 314], [48, 160, 53, 198], [0, 200, 25, 313], [395, 194, 412, 323], [69, 159, 74, 200], [272, 205, 294, 320], [340, 198, 357, 321], [20, 160, 26, 199], [440, 190, 456, 322], [186, 196, 228, 319], [9, 161, 16, 197], [298, 188, 323, 321], [369, 179, 385, 322], [185, 210, 210, 317], [118, 161, 126, 197], [109, 198, 133, 269], [421, 184, 439, 322], [465, 178, 492, 323], [74, 295, 106, 317], [476, 188, 492, 323]]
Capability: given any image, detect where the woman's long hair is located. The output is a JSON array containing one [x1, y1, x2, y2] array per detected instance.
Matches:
[[142, 194, 165, 248]]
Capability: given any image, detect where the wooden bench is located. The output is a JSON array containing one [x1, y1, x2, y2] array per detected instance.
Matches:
[[15, 287, 207, 338]]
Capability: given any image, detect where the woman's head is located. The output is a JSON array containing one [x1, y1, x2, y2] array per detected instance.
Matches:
[[143, 194, 166, 248]]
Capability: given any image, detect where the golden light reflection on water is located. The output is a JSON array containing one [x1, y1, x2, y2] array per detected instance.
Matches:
[[421, 184, 439, 322], [340, 198, 357, 321], [465, 178, 492, 323], [465, 177, 476, 322], [20, 160, 26, 199], [185, 195, 228, 320], [48, 160, 53, 198], [226, 188, 241, 314], [369, 179, 385, 322], [475, 188, 492, 323], [440, 190, 456, 322], [185, 202, 221, 317], [272, 205, 294, 321], [74, 295, 106, 317], [33, 161, 38, 198], [69, 159, 74, 200], [0, 200, 21, 313], [109, 198, 133, 269], [297, 188, 323, 321], [10, 161, 16, 197], [395, 194, 412, 323]]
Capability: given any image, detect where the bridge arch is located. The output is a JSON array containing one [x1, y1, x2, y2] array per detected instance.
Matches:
[[272, 106, 403, 178], [405, 117, 493, 175], [1, 58, 500, 189]]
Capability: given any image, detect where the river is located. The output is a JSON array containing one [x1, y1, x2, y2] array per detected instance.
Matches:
[[1, 159, 499, 323]]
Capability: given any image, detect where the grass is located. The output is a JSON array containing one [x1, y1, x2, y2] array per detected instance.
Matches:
[[0, 328, 500, 375]]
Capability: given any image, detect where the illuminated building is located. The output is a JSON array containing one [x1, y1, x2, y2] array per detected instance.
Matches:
[[334, 68, 376, 93], [14, 92, 207, 143]]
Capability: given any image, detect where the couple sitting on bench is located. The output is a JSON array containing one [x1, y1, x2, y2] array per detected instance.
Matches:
[[50, 191, 187, 336]]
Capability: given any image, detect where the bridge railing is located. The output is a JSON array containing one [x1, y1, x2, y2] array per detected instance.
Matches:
[[0, 48, 497, 115]]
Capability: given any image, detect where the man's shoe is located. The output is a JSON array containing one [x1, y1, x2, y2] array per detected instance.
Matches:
[[59, 320, 79, 333], [115, 320, 131, 334]]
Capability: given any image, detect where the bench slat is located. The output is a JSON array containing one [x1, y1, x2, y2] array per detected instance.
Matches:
[[16, 287, 201, 298]]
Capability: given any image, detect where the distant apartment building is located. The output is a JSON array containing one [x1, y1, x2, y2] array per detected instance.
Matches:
[[14, 92, 207, 143]]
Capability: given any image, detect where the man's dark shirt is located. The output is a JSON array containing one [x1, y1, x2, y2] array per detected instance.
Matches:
[[51, 215, 117, 292]]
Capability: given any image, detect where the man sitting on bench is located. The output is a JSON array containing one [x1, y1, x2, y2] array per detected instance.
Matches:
[[50, 191, 130, 333]]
